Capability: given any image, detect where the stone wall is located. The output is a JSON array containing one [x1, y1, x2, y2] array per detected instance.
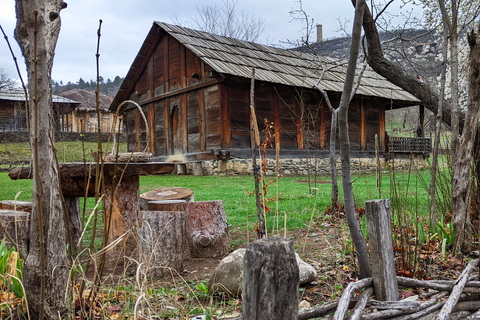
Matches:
[[183, 156, 429, 176], [0, 131, 126, 143]]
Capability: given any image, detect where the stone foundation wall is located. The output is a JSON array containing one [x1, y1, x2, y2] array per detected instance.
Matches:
[[183, 157, 429, 176]]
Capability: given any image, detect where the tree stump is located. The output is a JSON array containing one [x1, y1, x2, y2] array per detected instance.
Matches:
[[243, 236, 299, 320], [0, 209, 30, 252], [64, 197, 82, 254], [139, 187, 194, 210], [184, 201, 230, 258], [0, 200, 33, 213], [192, 162, 204, 176], [365, 199, 398, 301], [147, 200, 186, 212], [138, 211, 187, 277]]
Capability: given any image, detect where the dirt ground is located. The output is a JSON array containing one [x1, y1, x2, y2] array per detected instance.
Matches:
[[155, 213, 476, 309], [156, 217, 357, 307]]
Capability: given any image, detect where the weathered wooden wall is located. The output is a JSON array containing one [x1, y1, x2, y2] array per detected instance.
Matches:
[[122, 31, 387, 156], [123, 32, 223, 156]]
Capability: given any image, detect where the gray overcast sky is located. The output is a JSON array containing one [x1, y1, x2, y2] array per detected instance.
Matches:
[[0, 0, 422, 85]]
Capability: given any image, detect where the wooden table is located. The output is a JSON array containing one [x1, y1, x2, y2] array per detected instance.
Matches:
[[9, 162, 175, 258]]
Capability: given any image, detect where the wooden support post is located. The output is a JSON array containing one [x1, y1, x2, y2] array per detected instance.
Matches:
[[243, 236, 299, 320], [365, 199, 398, 301], [192, 161, 204, 176]]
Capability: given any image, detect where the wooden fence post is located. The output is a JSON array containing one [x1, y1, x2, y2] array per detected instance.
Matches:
[[365, 199, 398, 301], [243, 236, 299, 320]]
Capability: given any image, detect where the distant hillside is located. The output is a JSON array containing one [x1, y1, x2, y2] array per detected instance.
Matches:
[[300, 29, 444, 89], [52, 75, 124, 97]]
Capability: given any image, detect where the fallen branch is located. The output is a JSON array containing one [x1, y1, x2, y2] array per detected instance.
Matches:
[[362, 292, 448, 320], [348, 287, 374, 320], [334, 277, 373, 320], [436, 259, 479, 320]]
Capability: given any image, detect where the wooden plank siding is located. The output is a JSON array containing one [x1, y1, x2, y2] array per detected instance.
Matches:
[[120, 30, 388, 158]]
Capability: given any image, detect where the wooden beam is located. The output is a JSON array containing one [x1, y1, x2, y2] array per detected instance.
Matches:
[[320, 104, 326, 149], [135, 108, 140, 152], [361, 99, 367, 151], [125, 79, 223, 109], [199, 89, 206, 152], [220, 83, 230, 148], [164, 34, 170, 93], [164, 98, 170, 154], [295, 98, 304, 150], [273, 90, 281, 149], [180, 43, 186, 88], [379, 105, 386, 151], [181, 93, 188, 152]]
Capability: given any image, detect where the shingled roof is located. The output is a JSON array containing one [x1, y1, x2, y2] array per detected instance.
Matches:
[[0, 89, 79, 104], [56, 89, 113, 112], [112, 22, 419, 110]]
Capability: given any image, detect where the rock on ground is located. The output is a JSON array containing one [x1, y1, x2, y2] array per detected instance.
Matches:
[[208, 248, 317, 296]]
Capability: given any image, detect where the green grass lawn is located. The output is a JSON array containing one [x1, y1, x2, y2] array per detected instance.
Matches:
[[0, 167, 433, 232], [0, 141, 128, 165]]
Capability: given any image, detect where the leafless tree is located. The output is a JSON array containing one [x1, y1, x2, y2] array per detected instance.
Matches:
[[181, 0, 265, 42], [0, 67, 15, 89], [358, 0, 480, 254], [15, 0, 70, 318]]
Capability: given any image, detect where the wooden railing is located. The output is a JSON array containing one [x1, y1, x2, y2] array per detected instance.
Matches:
[[388, 136, 432, 154]]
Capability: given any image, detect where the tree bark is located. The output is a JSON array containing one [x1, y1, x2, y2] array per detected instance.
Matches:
[[451, 25, 480, 254], [15, 0, 69, 318], [338, 0, 372, 279], [138, 211, 187, 277], [429, 29, 448, 230], [242, 237, 299, 320], [184, 201, 230, 258]]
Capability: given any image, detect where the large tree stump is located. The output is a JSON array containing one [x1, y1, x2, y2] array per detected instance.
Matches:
[[64, 197, 82, 254], [147, 200, 186, 212], [104, 175, 140, 264], [243, 236, 299, 320], [365, 199, 398, 301], [0, 209, 30, 252], [0, 200, 33, 213], [139, 187, 194, 210], [185, 201, 230, 258], [138, 211, 187, 277]]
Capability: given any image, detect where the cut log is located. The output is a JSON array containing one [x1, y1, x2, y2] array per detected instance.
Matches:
[[0, 209, 30, 252], [138, 211, 187, 277], [147, 200, 186, 212], [184, 201, 230, 258], [0, 200, 32, 213], [243, 236, 299, 320], [365, 199, 398, 301], [139, 187, 194, 210]]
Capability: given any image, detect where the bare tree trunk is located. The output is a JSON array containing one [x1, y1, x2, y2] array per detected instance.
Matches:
[[338, 0, 372, 279], [330, 111, 339, 209], [429, 28, 448, 230], [15, 1, 69, 318], [451, 25, 480, 254]]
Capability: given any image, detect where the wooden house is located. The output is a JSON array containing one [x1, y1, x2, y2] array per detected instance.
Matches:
[[0, 89, 78, 132], [56, 89, 118, 133], [111, 22, 428, 162]]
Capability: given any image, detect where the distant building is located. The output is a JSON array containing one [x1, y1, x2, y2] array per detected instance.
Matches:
[[57, 89, 119, 133], [111, 22, 430, 170], [0, 89, 78, 132]]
